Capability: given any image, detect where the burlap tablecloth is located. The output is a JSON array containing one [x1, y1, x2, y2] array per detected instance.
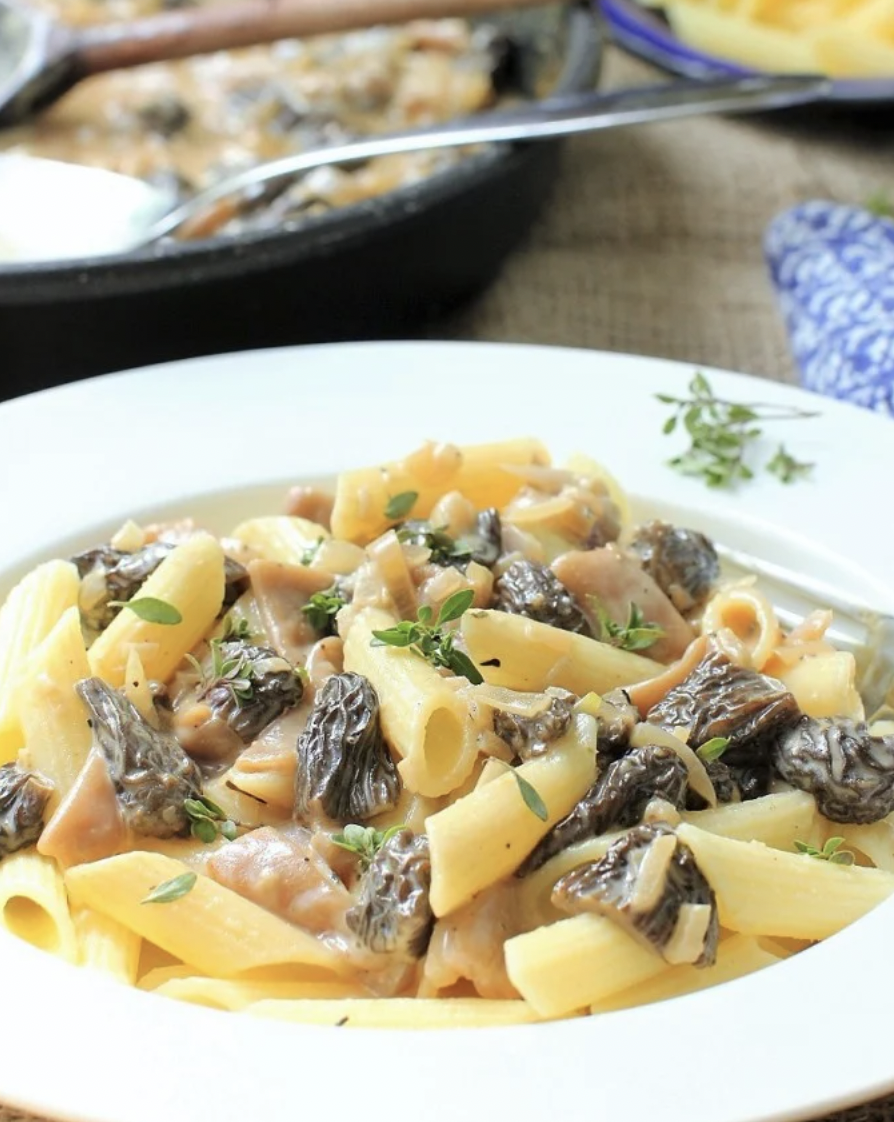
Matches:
[[4, 45, 894, 1122]]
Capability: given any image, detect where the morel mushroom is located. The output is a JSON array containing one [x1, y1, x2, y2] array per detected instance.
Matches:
[[0, 763, 53, 857], [518, 744, 689, 875], [647, 645, 801, 769], [493, 560, 592, 636], [77, 677, 202, 837], [463, 508, 503, 568], [346, 828, 433, 959], [73, 542, 248, 631], [629, 521, 720, 615], [773, 716, 894, 824], [594, 688, 640, 759], [295, 672, 400, 824], [397, 508, 502, 570], [191, 639, 304, 747], [493, 688, 576, 761], [553, 823, 719, 967]]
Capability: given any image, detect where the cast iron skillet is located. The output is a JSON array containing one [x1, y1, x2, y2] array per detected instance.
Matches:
[[0, 2, 601, 397]]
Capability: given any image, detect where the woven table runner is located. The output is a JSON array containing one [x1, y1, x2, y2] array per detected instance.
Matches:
[[4, 44, 893, 1122]]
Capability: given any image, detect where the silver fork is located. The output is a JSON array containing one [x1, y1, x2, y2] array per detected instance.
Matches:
[[715, 543, 894, 717]]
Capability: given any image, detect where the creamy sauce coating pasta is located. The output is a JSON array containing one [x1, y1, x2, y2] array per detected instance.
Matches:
[[1, 438, 893, 1026]]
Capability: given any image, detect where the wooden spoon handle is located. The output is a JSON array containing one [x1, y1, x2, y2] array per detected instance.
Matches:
[[75, 0, 544, 75]]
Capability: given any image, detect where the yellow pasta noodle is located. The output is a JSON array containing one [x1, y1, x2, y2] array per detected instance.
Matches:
[[461, 609, 661, 695], [0, 559, 80, 762], [0, 851, 78, 963], [681, 790, 819, 851], [702, 583, 781, 670], [229, 516, 330, 566], [88, 533, 226, 687], [65, 852, 348, 979], [427, 721, 598, 916], [248, 997, 546, 1028], [122, 647, 157, 726], [343, 606, 478, 797], [775, 651, 864, 721], [676, 823, 894, 939], [331, 438, 550, 543], [17, 605, 92, 808], [153, 977, 364, 1011], [74, 906, 141, 984]]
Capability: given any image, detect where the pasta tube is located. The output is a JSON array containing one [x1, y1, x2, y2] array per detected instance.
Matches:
[[702, 584, 781, 670], [74, 906, 141, 984], [681, 791, 819, 851], [505, 914, 665, 1017], [343, 607, 477, 797], [17, 605, 92, 808], [154, 977, 363, 1011], [676, 823, 894, 939], [65, 852, 347, 979], [427, 721, 598, 916], [461, 610, 661, 695], [229, 516, 330, 566], [775, 652, 864, 721], [0, 851, 78, 963], [0, 559, 80, 762], [88, 533, 226, 687], [331, 438, 550, 544], [248, 997, 546, 1028]]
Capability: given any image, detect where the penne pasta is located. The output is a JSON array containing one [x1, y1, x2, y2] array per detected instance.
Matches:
[[775, 651, 864, 722], [0, 851, 78, 963], [229, 516, 330, 566], [247, 997, 547, 1028], [153, 976, 365, 1011], [461, 610, 661, 695], [0, 559, 80, 762], [74, 906, 142, 984], [701, 583, 781, 670], [88, 533, 226, 687]]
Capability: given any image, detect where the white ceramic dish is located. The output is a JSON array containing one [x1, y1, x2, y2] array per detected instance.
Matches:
[[1, 341, 893, 1122]]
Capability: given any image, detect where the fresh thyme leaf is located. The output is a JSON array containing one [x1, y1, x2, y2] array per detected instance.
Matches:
[[142, 871, 197, 904], [109, 597, 182, 625], [302, 589, 347, 633], [657, 373, 818, 489], [866, 190, 894, 219], [331, 823, 406, 867], [697, 736, 731, 763], [300, 537, 324, 566], [502, 767, 548, 821], [593, 601, 664, 652], [396, 521, 473, 566], [191, 817, 218, 844], [766, 444, 814, 484], [371, 596, 482, 683], [794, 836, 855, 865], [222, 615, 252, 642], [385, 491, 419, 521], [184, 795, 238, 844]]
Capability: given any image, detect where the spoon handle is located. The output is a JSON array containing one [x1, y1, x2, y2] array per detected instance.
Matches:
[[74, 0, 546, 74]]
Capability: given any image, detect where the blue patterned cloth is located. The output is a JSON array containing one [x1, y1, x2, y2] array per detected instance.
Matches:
[[765, 201, 894, 415]]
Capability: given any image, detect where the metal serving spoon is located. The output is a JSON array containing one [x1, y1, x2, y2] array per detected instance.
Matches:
[[0, 0, 551, 128], [0, 73, 830, 265]]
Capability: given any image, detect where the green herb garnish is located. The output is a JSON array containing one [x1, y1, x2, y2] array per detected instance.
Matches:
[[331, 823, 405, 867], [109, 597, 182, 625], [657, 373, 818, 489], [766, 444, 814, 484], [396, 522, 472, 565], [222, 615, 252, 642], [371, 588, 483, 684], [794, 837, 855, 865], [183, 795, 239, 844], [593, 601, 665, 652], [141, 871, 197, 904], [385, 491, 419, 521], [696, 736, 731, 763], [513, 771, 548, 821], [302, 589, 347, 633], [866, 190, 894, 219], [300, 537, 324, 566]]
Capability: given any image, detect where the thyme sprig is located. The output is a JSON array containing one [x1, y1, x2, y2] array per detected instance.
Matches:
[[696, 736, 731, 764], [183, 795, 239, 844], [371, 589, 483, 684], [331, 823, 405, 867], [794, 836, 855, 866], [593, 601, 665, 652], [142, 871, 197, 904], [302, 589, 347, 633], [657, 373, 817, 489]]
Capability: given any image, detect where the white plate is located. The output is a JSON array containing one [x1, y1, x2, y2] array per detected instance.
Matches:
[[1, 342, 892, 1122]]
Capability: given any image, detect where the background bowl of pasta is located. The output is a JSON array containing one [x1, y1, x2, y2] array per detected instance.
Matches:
[[600, 0, 894, 105], [1, 340, 894, 1122]]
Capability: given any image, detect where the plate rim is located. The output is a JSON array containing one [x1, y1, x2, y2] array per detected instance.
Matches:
[[1, 339, 893, 1122]]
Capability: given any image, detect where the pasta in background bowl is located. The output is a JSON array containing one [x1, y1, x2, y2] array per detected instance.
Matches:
[[0, 341, 893, 1122]]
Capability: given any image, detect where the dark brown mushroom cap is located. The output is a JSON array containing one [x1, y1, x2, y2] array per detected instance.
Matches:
[[629, 521, 720, 615], [493, 560, 592, 636], [0, 763, 53, 857], [647, 646, 801, 768], [199, 640, 303, 744], [493, 689, 576, 762], [553, 823, 719, 967], [773, 716, 894, 824], [518, 744, 689, 876], [295, 672, 401, 824], [76, 677, 203, 838], [72, 542, 248, 631], [346, 829, 433, 960]]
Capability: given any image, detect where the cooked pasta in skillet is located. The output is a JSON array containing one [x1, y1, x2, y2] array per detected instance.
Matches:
[[1, 438, 892, 1026]]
